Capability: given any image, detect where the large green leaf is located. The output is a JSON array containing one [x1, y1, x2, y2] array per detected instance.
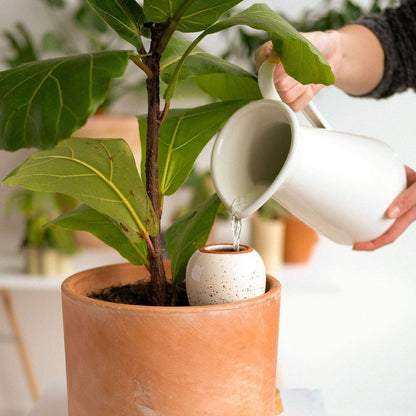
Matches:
[[202, 4, 335, 85], [0, 51, 130, 151], [139, 100, 248, 196], [143, 0, 243, 32], [194, 73, 262, 101], [161, 35, 254, 83], [51, 204, 149, 267], [86, 0, 149, 48], [161, 36, 260, 101], [3, 138, 158, 243], [165, 193, 222, 285], [164, 4, 335, 101]]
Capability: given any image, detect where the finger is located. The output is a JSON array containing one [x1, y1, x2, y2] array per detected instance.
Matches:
[[272, 64, 308, 102], [274, 73, 299, 94], [277, 82, 309, 106], [387, 179, 416, 219], [285, 87, 319, 112], [268, 49, 281, 65], [255, 41, 274, 71], [353, 205, 416, 251], [272, 63, 290, 83], [352, 240, 376, 251], [405, 165, 416, 183]]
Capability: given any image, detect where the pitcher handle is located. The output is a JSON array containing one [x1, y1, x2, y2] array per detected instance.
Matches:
[[258, 60, 332, 130]]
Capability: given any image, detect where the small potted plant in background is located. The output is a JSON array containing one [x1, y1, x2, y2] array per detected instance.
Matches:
[[251, 200, 319, 268], [250, 199, 288, 274], [250, 200, 319, 268], [0, 1, 334, 414], [283, 214, 319, 264], [6, 190, 78, 275]]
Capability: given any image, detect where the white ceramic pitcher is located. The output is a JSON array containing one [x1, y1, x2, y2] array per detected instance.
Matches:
[[211, 61, 407, 245]]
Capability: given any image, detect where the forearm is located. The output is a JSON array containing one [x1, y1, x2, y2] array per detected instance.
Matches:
[[333, 24, 385, 96]]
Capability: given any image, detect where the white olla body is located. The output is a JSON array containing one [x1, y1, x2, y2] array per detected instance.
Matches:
[[186, 244, 266, 306], [211, 62, 407, 245]]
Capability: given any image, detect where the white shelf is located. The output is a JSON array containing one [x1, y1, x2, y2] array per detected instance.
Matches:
[[0, 248, 126, 291]]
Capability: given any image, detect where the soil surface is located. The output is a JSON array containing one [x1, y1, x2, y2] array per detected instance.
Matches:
[[89, 281, 189, 306]]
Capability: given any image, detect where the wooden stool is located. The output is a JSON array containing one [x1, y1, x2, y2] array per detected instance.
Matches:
[[1, 289, 40, 401], [275, 388, 284, 415]]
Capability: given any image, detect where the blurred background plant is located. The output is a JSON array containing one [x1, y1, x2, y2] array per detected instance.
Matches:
[[250, 200, 288, 274], [3, 0, 107, 64], [173, 169, 229, 222], [6, 190, 78, 255], [257, 199, 289, 221]]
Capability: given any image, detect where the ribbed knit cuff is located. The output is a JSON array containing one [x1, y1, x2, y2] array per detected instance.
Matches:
[[356, 0, 416, 98]]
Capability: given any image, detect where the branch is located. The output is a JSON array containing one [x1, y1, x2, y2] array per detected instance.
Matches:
[[143, 231, 157, 258], [156, 0, 194, 54], [129, 54, 153, 78], [158, 101, 170, 124]]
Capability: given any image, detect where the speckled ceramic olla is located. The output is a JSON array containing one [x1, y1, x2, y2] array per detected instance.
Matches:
[[186, 243, 266, 306]]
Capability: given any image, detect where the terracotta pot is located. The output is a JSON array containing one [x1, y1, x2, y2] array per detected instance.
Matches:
[[250, 213, 286, 274], [62, 262, 282, 416], [284, 216, 318, 264]]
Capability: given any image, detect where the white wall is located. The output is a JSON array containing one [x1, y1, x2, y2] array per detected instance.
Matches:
[[1, 1, 416, 415]]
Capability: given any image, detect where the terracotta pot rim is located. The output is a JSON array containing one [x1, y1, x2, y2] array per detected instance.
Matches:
[[62, 262, 281, 313], [199, 243, 252, 254]]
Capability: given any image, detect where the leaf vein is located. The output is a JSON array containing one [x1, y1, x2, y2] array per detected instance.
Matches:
[[38, 154, 150, 239]]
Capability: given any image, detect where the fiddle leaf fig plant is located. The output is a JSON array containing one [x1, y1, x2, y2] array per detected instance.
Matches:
[[1, 0, 334, 306]]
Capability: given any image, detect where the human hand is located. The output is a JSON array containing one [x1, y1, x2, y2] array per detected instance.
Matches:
[[255, 31, 341, 111], [353, 166, 416, 251]]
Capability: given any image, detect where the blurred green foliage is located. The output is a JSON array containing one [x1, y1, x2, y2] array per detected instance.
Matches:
[[6, 190, 78, 254]]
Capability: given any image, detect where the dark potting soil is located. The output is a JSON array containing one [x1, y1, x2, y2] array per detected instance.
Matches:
[[89, 281, 189, 306]]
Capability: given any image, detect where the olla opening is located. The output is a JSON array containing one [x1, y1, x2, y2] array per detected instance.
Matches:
[[199, 243, 252, 254]]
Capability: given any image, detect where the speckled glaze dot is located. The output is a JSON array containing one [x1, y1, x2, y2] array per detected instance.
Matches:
[[186, 243, 266, 306]]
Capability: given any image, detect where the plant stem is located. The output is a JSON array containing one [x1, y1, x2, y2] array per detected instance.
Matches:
[[156, 0, 194, 54], [144, 25, 168, 306], [130, 54, 153, 78], [158, 101, 170, 124]]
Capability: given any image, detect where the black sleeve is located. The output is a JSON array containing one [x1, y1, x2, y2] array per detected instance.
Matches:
[[357, 0, 416, 98]]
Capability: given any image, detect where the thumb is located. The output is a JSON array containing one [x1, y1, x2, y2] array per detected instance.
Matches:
[[255, 41, 275, 71], [267, 49, 281, 65]]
